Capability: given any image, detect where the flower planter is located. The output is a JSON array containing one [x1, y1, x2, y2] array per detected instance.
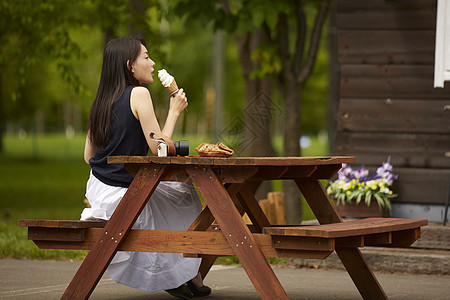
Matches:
[[335, 201, 389, 218], [327, 157, 397, 219]]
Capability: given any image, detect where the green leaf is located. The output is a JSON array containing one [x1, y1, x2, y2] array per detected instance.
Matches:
[[365, 191, 372, 206], [356, 193, 363, 204], [374, 193, 385, 207], [265, 10, 278, 30], [251, 10, 265, 27], [227, 0, 244, 15], [337, 194, 346, 205]]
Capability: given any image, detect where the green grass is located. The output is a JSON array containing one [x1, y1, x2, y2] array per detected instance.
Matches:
[[0, 133, 329, 260], [0, 134, 91, 259]]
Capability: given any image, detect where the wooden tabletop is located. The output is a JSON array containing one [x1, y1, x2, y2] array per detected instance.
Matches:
[[108, 155, 355, 166]]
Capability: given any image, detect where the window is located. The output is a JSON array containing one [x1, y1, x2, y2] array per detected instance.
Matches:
[[434, 0, 450, 88]]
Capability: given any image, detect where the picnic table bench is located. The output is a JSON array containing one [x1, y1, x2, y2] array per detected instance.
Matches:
[[19, 156, 427, 299]]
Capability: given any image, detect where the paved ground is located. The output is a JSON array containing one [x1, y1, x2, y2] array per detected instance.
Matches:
[[1, 259, 449, 300]]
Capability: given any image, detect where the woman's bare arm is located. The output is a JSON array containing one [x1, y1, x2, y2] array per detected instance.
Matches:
[[131, 86, 187, 155], [84, 132, 95, 164]]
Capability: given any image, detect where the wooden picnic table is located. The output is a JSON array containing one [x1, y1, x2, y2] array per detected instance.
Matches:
[[19, 156, 428, 299]]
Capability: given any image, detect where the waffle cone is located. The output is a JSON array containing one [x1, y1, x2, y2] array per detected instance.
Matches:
[[165, 79, 179, 95]]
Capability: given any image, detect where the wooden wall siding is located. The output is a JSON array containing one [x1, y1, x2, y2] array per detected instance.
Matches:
[[337, 99, 450, 134], [393, 168, 450, 205], [334, 132, 450, 169], [337, 0, 436, 30], [338, 31, 435, 65], [341, 65, 450, 99], [334, 0, 450, 205]]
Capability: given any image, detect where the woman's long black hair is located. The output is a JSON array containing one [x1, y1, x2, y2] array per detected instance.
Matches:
[[88, 36, 145, 151]]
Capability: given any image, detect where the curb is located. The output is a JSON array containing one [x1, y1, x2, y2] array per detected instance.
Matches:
[[284, 247, 450, 275]]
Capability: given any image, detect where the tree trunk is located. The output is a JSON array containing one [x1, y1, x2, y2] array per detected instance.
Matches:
[[213, 30, 225, 140], [129, 0, 146, 39], [283, 80, 303, 224], [243, 75, 275, 200], [237, 29, 277, 199]]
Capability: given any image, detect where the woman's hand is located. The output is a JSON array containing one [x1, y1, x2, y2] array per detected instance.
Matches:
[[169, 88, 188, 115]]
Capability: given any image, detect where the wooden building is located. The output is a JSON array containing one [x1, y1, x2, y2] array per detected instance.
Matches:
[[331, 0, 450, 220]]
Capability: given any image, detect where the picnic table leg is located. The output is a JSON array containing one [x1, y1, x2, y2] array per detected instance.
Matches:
[[231, 183, 271, 232], [196, 182, 270, 280], [295, 177, 387, 300], [186, 166, 289, 300], [61, 165, 167, 300], [188, 206, 218, 279]]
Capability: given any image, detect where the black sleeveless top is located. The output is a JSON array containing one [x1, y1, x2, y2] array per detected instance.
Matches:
[[90, 86, 149, 187]]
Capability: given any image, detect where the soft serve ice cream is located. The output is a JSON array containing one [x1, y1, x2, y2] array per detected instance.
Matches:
[[158, 69, 186, 110], [158, 69, 174, 88]]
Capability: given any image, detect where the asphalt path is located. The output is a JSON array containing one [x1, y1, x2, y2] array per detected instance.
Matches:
[[1, 259, 449, 299]]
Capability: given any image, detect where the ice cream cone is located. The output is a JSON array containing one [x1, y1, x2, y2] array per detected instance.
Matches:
[[158, 69, 187, 111], [166, 79, 179, 96]]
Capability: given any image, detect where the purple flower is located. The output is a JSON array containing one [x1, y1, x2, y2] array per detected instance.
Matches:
[[376, 156, 393, 176], [374, 157, 398, 184], [338, 164, 353, 180], [336, 157, 398, 185], [353, 165, 369, 180]]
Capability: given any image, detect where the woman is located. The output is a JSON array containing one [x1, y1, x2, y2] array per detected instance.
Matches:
[[81, 36, 210, 299]]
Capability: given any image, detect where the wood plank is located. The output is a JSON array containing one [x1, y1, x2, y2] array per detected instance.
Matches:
[[273, 249, 332, 259], [216, 166, 259, 183], [28, 227, 85, 242], [335, 236, 364, 248], [364, 233, 392, 246], [206, 224, 259, 234], [126, 163, 260, 183], [333, 132, 450, 169], [248, 166, 288, 181], [336, 99, 450, 134], [271, 235, 334, 251], [108, 156, 356, 167], [340, 65, 450, 99], [390, 229, 421, 247], [186, 165, 289, 299], [31, 228, 334, 258], [263, 218, 427, 238], [338, 30, 435, 65], [310, 164, 343, 179], [61, 165, 167, 300], [184, 250, 334, 260], [18, 219, 107, 228], [281, 166, 317, 179], [336, 0, 436, 30]]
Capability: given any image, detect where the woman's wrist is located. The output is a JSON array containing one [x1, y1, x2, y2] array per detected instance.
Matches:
[[168, 108, 181, 118]]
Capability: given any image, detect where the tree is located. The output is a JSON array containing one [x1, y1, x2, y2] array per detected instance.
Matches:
[[0, 0, 88, 151], [275, 1, 332, 223], [175, 0, 331, 223], [0, 0, 166, 151]]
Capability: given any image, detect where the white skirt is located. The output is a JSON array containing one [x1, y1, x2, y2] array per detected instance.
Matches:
[[81, 171, 202, 293]]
